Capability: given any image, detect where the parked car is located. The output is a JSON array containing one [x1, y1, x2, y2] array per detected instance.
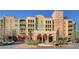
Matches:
[[2, 40, 14, 45]]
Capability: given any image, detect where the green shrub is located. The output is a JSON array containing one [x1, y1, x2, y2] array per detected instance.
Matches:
[[55, 37, 68, 46], [55, 40, 63, 45], [0, 36, 3, 45], [27, 39, 39, 45]]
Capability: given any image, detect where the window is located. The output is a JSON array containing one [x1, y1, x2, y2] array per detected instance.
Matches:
[[15, 24, 18, 27], [5, 28, 8, 30], [28, 20, 34, 23], [10, 24, 12, 26], [49, 25, 51, 27], [10, 19, 12, 23], [64, 25, 66, 28], [32, 20, 34, 22], [69, 21, 71, 23], [10, 28, 12, 31], [68, 25, 73, 27], [69, 21, 72, 23], [47, 21, 51, 24], [32, 24, 34, 27], [46, 29, 47, 31], [46, 25, 47, 27], [5, 20, 8, 22], [5, 24, 8, 26], [68, 29, 72, 31], [15, 20, 18, 22], [68, 33, 72, 35], [49, 21, 51, 23], [20, 24, 26, 26], [49, 29, 51, 31], [68, 38, 71, 39]]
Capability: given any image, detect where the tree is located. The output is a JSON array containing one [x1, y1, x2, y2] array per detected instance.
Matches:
[[56, 30, 59, 41], [0, 35, 4, 45], [28, 30, 32, 40], [12, 29, 17, 42]]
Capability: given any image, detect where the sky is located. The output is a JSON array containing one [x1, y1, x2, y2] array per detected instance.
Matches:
[[0, 10, 79, 22]]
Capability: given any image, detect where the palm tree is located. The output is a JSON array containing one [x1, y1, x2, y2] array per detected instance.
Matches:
[[56, 30, 59, 41], [12, 29, 17, 42], [28, 30, 32, 40]]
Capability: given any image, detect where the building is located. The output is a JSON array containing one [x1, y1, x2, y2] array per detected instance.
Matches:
[[0, 16, 20, 36], [45, 17, 53, 31], [0, 11, 75, 43], [19, 18, 26, 37], [25, 15, 56, 43], [52, 11, 65, 38], [64, 18, 75, 42], [26, 16, 36, 35], [26, 11, 65, 43], [76, 22, 79, 32], [32, 31, 56, 43]]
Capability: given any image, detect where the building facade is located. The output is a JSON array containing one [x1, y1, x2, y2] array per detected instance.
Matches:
[[64, 18, 75, 42], [0, 11, 75, 43], [0, 16, 20, 36], [25, 15, 55, 43], [52, 11, 65, 38], [19, 18, 26, 37], [26, 16, 36, 35]]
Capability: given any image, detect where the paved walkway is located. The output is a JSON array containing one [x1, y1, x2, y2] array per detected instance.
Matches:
[[0, 43, 79, 49]]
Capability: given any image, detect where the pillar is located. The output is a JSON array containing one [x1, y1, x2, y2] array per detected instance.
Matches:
[[41, 34, 43, 43], [46, 34, 49, 43]]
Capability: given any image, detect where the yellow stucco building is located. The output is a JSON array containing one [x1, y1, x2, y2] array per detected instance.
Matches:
[[64, 18, 75, 42], [25, 15, 55, 43], [0, 16, 20, 36], [26, 15, 53, 35]]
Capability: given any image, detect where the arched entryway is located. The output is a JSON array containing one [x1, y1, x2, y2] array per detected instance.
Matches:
[[49, 34, 53, 42], [37, 34, 42, 43], [43, 34, 47, 43]]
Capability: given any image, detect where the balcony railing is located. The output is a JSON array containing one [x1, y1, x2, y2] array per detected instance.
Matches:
[[68, 27, 74, 29], [20, 24, 26, 26], [20, 31, 26, 33], [20, 22, 26, 24], [20, 26, 26, 29]]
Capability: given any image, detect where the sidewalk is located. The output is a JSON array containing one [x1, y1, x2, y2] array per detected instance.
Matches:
[[15, 43, 37, 49], [15, 43, 56, 49]]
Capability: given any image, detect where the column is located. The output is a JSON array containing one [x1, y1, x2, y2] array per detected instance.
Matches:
[[41, 34, 43, 43], [46, 34, 49, 43]]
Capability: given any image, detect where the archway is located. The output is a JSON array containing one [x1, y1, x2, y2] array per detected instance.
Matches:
[[49, 34, 53, 42], [37, 34, 42, 43], [43, 34, 47, 43]]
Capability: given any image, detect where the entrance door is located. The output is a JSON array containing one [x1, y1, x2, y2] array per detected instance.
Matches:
[[43, 34, 47, 43], [37, 34, 42, 43], [49, 34, 53, 42]]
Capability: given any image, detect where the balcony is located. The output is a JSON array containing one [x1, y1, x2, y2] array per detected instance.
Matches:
[[20, 24, 26, 26], [68, 33, 73, 36], [20, 30, 26, 33], [20, 26, 26, 29], [68, 27, 74, 29], [68, 21, 73, 23], [68, 31, 74, 33], [28, 26, 34, 29], [68, 22, 74, 25], [20, 27, 26, 29], [28, 22, 34, 24], [20, 19, 25, 22], [20, 22, 26, 24]]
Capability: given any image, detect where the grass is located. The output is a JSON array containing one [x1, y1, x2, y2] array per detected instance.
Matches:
[[26, 39, 39, 45]]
